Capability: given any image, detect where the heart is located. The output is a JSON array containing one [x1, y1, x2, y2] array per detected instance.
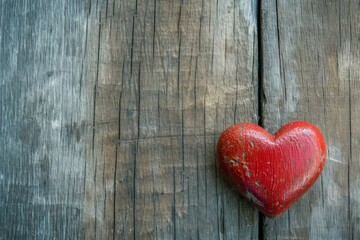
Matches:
[[216, 121, 326, 218]]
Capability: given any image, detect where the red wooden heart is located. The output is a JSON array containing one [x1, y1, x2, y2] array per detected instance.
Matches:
[[216, 121, 326, 218]]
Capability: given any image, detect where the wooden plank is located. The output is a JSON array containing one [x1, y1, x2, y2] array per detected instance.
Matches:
[[0, 0, 95, 239], [261, 0, 358, 238], [347, 2, 360, 238], [105, 0, 258, 239]]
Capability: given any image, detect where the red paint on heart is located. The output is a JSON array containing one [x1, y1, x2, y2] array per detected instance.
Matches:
[[216, 121, 326, 218]]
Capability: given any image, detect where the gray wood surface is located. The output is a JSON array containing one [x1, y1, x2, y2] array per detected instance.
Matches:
[[261, 0, 359, 239], [1, 0, 259, 239], [0, 1, 93, 239], [2, 0, 359, 239]]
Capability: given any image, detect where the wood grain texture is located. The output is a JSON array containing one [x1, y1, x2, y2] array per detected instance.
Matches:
[[261, 0, 359, 239], [0, 0, 259, 239], [5, 0, 359, 239], [91, 0, 260, 239], [0, 0, 95, 239]]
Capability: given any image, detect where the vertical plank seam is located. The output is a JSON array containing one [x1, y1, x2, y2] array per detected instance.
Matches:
[[81, 3, 91, 235], [257, 0, 265, 240], [257, 0, 264, 128], [91, 3, 103, 238]]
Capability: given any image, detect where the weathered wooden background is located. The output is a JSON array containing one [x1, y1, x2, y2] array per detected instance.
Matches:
[[1, 0, 359, 239]]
